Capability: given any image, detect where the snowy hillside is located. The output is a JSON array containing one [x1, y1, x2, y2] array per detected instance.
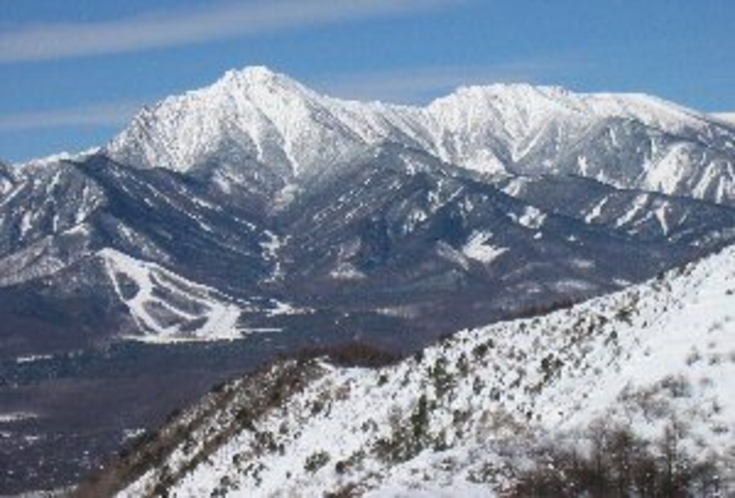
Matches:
[[107, 66, 735, 206], [91, 243, 735, 497], [713, 113, 735, 129], [100, 248, 253, 342]]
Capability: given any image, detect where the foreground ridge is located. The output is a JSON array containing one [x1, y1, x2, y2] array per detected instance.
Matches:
[[80, 244, 735, 497]]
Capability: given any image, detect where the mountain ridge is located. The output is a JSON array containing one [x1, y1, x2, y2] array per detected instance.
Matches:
[[713, 112, 735, 125], [4, 68, 735, 351], [104, 66, 735, 207], [89, 241, 735, 497]]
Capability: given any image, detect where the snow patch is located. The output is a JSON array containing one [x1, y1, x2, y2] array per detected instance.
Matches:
[[15, 354, 53, 364], [329, 262, 366, 280], [462, 232, 508, 264], [100, 248, 253, 342], [511, 205, 547, 229], [0, 412, 37, 423]]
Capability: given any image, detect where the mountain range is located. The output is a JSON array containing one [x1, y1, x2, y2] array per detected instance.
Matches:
[[3, 66, 735, 495], [2, 66, 735, 357]]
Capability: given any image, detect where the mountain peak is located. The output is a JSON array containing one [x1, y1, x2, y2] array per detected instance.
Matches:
[[107, 65, 358, 177], [106, 67, 735, 204], [437, 82, 639, 114], [431, 81, 714, 136], [214, 65, 306, 95], [460, 82, 568, 95], [227, 65, 278, 80]]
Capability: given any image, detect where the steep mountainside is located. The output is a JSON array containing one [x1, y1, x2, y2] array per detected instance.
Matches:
[[0, 155, 275, 356], [2, 145, 732, 357], [3, 67, 735, 355], [275, 145, 689, 332], [108, 67, 735, 205], [0, 161, 15, 194], [84, 243, 735, 497], [497, 174, 735, 246]]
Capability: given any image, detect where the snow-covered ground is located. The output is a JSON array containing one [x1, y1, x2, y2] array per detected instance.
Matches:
[[461, 231, 507, 264], [713, 113, 735, 126], [117, 243, 735, 497], [101, 248, 253, 342]]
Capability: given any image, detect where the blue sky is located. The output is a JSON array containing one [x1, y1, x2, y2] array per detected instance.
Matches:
[[1, 0, 733, 163]]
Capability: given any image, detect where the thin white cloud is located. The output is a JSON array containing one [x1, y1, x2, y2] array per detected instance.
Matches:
[[0, 0, 460, 63], [0, 101, 142, 131], [314, 61, 575, 104]]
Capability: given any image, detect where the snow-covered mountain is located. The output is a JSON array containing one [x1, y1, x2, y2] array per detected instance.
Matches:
[[108, 66, 735, 205], [81, 243, 735, 497], [4, 66, 735, 355], [6, 66, 735, 495], [713, 112, 735, 126], [0, 161, 15, 194]]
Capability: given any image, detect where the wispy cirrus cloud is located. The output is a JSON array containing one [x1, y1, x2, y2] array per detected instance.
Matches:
[[315, 60, 578, 104], [0, 0, 461, 63], [0, 101, 142, 132]]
